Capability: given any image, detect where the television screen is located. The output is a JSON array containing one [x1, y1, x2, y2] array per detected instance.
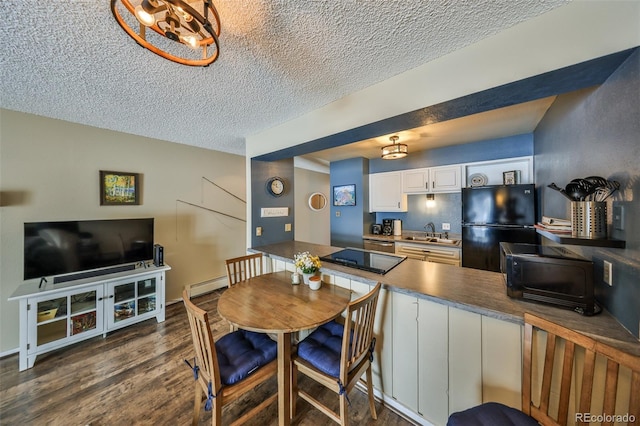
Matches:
[[24, 218, 154, 280]]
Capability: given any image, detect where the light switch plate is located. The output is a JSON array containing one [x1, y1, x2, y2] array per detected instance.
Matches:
[[613, 205, 624, 230], [285, 223, 292, 232]]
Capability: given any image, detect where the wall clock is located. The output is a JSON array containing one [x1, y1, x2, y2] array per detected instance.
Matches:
[[266, 176, 285, 197]]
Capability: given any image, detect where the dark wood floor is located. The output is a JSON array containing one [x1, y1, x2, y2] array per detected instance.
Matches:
[[0, 289, 413, 425]]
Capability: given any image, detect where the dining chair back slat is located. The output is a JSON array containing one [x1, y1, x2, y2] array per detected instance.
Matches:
[[225, 253, 263, 287]]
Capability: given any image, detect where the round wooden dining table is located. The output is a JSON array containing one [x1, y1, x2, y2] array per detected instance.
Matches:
[[218, 270, 352, 426]]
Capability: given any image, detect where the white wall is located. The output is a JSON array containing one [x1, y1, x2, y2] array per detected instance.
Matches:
[[294, 166, 330, 245], [0, 109, 246, 353]]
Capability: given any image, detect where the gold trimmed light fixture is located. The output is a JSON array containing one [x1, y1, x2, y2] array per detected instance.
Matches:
[[381, 135, 408, 160], [111, 0, 221, 67]]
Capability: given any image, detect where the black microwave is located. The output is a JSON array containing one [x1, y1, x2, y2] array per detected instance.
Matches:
[[500, 242, 598, 316]]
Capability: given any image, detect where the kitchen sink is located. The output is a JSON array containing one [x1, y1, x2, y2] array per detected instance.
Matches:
[[402, 236, 460, 246]]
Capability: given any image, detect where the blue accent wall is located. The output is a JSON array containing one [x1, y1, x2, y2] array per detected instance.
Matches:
[[251, 158, 295, 247], [534, 49, 640, 338], [330, 157, 372, 248], [376, 193, 462, 235]]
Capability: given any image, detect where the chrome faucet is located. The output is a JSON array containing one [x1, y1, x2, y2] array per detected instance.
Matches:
[[424, 222, 436, 236]]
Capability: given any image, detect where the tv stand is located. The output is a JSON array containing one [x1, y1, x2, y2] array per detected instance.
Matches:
[[8, 264, 171, 371]]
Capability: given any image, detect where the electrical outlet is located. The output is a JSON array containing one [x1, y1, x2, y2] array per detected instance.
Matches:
[[442, 223, 451, 230], [603, 260, 612, 286], [285, 223, 292, 232], [255, 227, 262, 236], [335, 211, 341, 217]]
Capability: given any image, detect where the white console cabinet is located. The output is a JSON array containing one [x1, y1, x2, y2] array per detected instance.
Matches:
[[9, 264, 170, 371]]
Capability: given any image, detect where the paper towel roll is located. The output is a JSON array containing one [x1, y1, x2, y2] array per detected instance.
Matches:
[[393, 219, 402, 236]]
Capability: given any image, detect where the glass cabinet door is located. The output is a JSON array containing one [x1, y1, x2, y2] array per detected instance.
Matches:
[[137, 277, 157, 315], [108, 274, 159, 327], [113, 281, 136, 323], [70, 291, 98, 336], [34, 287, 102, 349], [36, 296, 67, 346]]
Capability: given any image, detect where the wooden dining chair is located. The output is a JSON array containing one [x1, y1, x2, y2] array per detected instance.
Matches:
[[224, 253, 264, 332], [292, 282, 382, 426], [447, 312, 640, 426], [225, 253, 263, 288], [182, 288, 278, 426]]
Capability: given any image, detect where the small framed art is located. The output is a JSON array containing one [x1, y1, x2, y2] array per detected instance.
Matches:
[[502, 170, 520, 185], [100, 170, 140, 205], [333, 184, 356, 206]]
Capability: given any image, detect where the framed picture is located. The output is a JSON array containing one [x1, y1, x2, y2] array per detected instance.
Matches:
[[502, 170, 519, 185], [333, 184, 356, 206], [100, 170, 140, 205]]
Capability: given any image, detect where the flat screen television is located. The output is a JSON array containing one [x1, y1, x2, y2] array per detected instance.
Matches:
[[24, 218, 154, 281]]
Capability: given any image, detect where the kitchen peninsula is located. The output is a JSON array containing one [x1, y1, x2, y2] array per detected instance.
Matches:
[[250, 240, 640, 426]]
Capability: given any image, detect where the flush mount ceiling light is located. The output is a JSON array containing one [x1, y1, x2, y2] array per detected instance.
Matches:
[[111, 0, 221, 67], [381, 135, 408, 160]]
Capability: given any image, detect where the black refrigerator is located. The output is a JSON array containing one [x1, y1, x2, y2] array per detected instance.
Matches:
[[462, 184, 537, 272]]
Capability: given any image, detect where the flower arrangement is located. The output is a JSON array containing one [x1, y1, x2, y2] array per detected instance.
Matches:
[[294, 251, 321, 274]]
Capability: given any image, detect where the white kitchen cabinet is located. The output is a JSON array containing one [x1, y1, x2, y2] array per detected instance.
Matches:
[[369, 171, 408, 212], [9, 266, 169, 371], [402, 168, 430, 193], [481, 316, 523, 409], [371, 286, 393, 396], [448, 307, 483, 414], [391, 291, 418, 411], [430, 165, 462, 192], [417, 298, 449, 424], [402, 165, 461, 194]]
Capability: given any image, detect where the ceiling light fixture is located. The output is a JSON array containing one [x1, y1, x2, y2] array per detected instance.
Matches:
[[111, 0, 221, 67], [381, 136, 408, 160]]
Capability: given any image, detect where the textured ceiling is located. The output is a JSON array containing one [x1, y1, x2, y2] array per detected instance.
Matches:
[[0, 1, 568, 158]]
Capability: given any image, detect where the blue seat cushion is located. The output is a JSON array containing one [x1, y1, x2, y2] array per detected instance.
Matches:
[[447, 402, 540, 426], [215, 330, 277, 386], [297, 320, 348, 378]]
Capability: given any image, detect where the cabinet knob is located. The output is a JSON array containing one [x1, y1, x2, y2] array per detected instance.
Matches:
[[109, 295, 114, 299]]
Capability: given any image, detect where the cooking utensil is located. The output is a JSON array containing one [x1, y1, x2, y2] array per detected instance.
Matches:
[[548, 183, 574, 200], [584, 176, 608, 188], [566, 179, 598, 201]]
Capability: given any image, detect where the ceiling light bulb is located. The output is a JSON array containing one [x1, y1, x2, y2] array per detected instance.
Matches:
[[182, 34, 199, 49], [134, 5, 156, 26]]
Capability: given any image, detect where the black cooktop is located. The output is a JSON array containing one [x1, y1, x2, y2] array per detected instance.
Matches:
[[320, 248, 406, 275]]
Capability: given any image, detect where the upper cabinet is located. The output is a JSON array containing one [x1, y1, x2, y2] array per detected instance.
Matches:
[[402, 165, 462, 194], [402, 168, 429, 193], [370, 171, 408, 212], [431, 165, 462, 192]]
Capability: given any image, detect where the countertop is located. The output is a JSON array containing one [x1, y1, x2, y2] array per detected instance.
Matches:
[[250, 240, 640, 357]]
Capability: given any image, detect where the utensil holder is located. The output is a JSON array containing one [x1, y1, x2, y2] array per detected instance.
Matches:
[[571, 202, 607, 238]]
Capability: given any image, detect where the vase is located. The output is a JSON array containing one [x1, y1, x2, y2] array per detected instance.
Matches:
[[302, 272, 316, 285]]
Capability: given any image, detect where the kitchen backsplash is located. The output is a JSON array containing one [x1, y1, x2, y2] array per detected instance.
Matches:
[[375, 193, 462, 234]]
